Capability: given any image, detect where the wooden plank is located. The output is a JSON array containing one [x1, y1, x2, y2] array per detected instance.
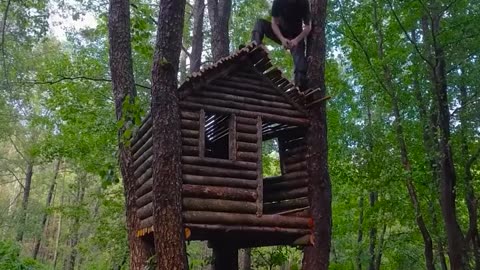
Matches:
[[183, 174, 258, 189], [237, 142, 257, 152], [181, 156, 257, 170], [182, 164, 257, 180], [229, 114, 237, 161], [181, 110, 200, 120], [182, 129, 200, 138], [183, 185, 257, 201], [237, 151, 258, 162], [236, 116, 257, 125], [256, 116, 263, 216], [237, 132, 258, 143], [237, 123, 257, 134], [198, 90, 294, 109], [264, 187, 309, 202], [205, 84, 287, 103]]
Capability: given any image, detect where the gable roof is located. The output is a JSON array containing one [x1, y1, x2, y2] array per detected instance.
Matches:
[[178, 42, 306, 111]]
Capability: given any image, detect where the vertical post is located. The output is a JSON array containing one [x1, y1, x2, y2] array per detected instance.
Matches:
[[229, 114, 237, 160], [278, 136, 287, 174], [199, 109, 205, 158], [256, 116, 263, 216]]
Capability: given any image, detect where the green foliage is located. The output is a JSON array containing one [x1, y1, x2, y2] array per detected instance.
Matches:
[[0, 241, 46, 270]]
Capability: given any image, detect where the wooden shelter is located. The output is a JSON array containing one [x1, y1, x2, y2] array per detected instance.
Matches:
[[131, 43, 314, 249]]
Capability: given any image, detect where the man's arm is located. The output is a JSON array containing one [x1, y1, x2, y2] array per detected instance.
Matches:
[[291, 21, 311, 47], [272, 17, 290, 49]]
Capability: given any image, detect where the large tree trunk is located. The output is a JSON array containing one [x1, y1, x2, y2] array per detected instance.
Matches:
[[301, 0, 331, 269], [33, 160, 61, 259], [108, 0, 153, 268], [16, 162, 33, 242], [207, 0, 231, 61], [150, 0, 188, 269], [190, 0, 205, 73]]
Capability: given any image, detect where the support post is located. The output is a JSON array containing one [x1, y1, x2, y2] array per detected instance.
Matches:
[[256, 116, 263, 216]]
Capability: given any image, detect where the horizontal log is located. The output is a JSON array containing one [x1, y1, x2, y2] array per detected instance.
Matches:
[[137, 198, 258, 220], [237, 151, 258, 162], [237, 132, 257, 143], [264, 187, 309, 202], [284, 161, 307, 173], [132, 128, 152, 154], [183, 185, 257, 201], [198, 90, 294, 110], [183, 211, 310, 228], [183, 175, 257, 189], [205, 84, 287, 103], [284, 153, 306, 165], [213, 79, 277, 95], [181, 156, 256, 170], [182, 137, 198, 146], [285, 146, 307, 156], [181, 110, 200, 120], [136, 168, 152, 188], [134, 156, 152, 178], [183, 146, 199, 156], [264, 198, 309, 213], [180, 101, 309, 126], [181, 129, 199, 138], [264, 178, 308, 192], [237, 123, 257, 134], [236, 116, 257, 125], [281, 208, 310, 217], [185, 96, 304, 118], [185, 223, 310, 235], [181, 119, 199, 130], [133, 147, 152, 170], [182, 164, 257, 180], [183, 198, 257, 213], [136, 178, 152, 198], [237, 142, 257, 152], [264, 171, 309, 184], [133, 137, 152, 160]]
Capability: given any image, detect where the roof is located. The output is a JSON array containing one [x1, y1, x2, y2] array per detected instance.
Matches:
[[178, 42, 306, 110]]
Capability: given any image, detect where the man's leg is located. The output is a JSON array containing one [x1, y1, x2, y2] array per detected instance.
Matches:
[[251, 19, 281, 45], [290, 39, 308, 91]]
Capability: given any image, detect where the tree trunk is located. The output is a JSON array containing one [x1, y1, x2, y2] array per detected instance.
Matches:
[[190, 0, 205, 72], [356, 196, 364, 270], [16, 162, 33, 243], [33, 160, 61, 260], [428, 10, 467, 269], [66, 179, 86, 270], [207, 0, 231, 61], [459, 82, 480, 268], [368, 193, 377, 270], [212, 242, 238, 270], [240, 248, 252, 270], [108, 0, 153, 268], [302, 0, 331, 269], [150, 0, 188, 269]]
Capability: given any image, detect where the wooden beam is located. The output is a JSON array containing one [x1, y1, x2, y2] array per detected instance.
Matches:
[[199, 109, 205, 157], [229, 114, 237, 161], [256, 116, 263, 216]]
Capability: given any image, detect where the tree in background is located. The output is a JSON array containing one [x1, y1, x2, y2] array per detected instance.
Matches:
[[207, 0, 232, 60]]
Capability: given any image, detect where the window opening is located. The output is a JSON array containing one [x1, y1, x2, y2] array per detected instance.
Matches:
[[262, 137, 281, 177], [204, 112, 230, 159]]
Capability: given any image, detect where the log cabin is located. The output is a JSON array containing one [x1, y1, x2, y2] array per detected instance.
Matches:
[[131, 43, 314, 250]]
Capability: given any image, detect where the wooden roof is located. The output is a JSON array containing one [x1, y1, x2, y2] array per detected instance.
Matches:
[[178, 42, 306, 111]]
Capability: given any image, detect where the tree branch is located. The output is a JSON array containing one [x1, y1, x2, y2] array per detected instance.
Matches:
[[387, 0, 435, 69], [9, 137, 27, 163], [15, 76, 151, 89], [1, 0, 11, 88], [5, 168, 24, 189]]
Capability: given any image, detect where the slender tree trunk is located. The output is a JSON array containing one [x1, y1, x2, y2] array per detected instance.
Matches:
[[240, 248, 252, 270], [368, 192, 377, 270], [302, 0, 331, 269], [207, 0, 231, 61], [108, 0, 154, 268], [356, 196, 364, 270], [374, 224, 386, 270], [66, 179, 86, 270], [190, 0, 205, 73], [16, 162, 33, 243], [459, 83, 480, 269], [428, 10, 467, 268], [150, 0, 188, 269], [53, 175, 65, 270], [33, 160, 61, 260]]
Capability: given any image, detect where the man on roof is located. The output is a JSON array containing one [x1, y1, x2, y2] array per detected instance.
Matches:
[[251, 0, 311, 91]]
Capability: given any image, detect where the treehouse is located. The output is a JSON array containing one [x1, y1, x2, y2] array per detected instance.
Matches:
[[131, 43, 314, 249]]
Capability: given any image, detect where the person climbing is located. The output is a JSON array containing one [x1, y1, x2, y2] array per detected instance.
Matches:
[[251, 0, 311, 91]]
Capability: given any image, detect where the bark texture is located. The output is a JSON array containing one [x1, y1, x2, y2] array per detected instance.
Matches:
[[302, 0, 331, 269], [207, 0, 231, 61], [108, 0, 153, 268], [191, 0, 205, 72], [150, 0, 188, 269]]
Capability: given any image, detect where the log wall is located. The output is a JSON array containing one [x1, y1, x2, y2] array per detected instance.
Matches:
[[263, 135, 310, 217]]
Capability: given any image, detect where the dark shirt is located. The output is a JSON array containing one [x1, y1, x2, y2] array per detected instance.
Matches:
[[271, 0, 311, 37]]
